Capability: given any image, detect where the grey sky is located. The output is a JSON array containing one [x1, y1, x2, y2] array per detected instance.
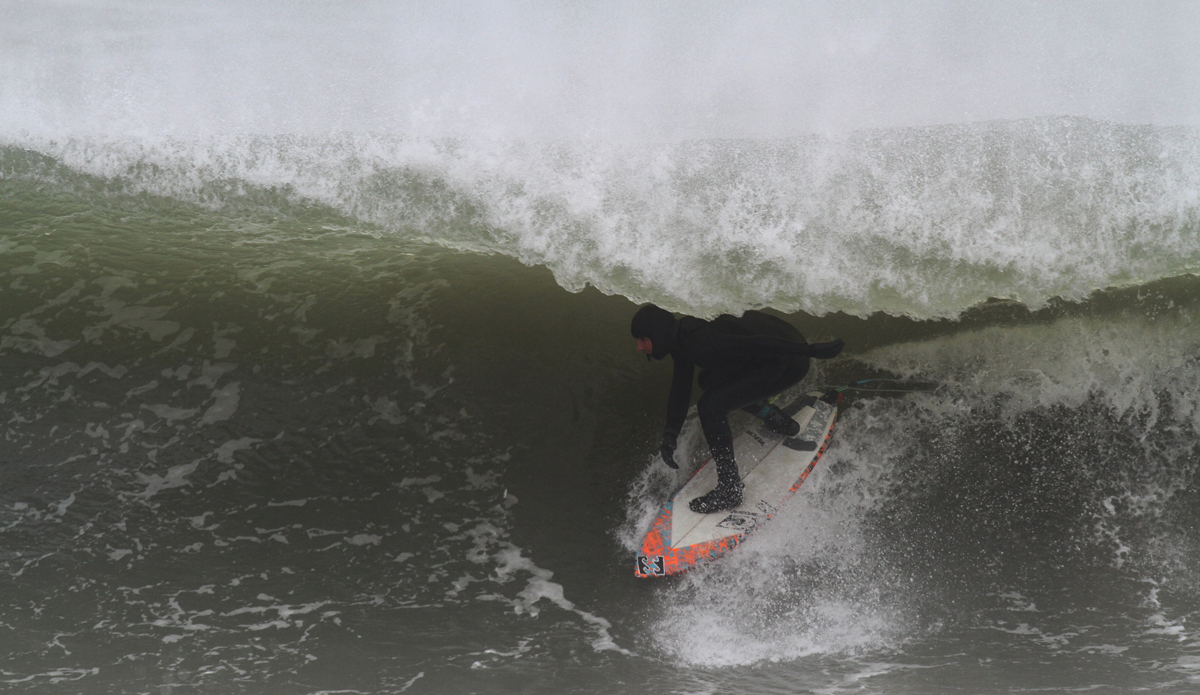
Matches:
[[2, 0, 1197, 139]]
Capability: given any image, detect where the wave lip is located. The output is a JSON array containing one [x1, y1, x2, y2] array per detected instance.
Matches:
[[461, 118, 1200, 319], [4, 117, 1200, 319]]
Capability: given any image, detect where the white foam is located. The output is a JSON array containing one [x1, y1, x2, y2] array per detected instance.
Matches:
[[199, 382, 240, 426], [345, 534, 381, 546], [187, 362, 237, 389], [0, 668, 99, 686], [1146, 613, 1190, 641], [645, 441, 905, 666], [370, 397, 407, 425], [655, 592, 898, 667], [142, 403, 199, 423], [129, 459, 201, 499], [6, 120, 1199, 321], [990, 622, 1074, 650], [463, 522, 633, 655], [214, 437, 261, 464], [325, 336, 387, 359], [1, 319, 77, 357], [861, 311, 1200, 428], [81, 296, 180, 343]]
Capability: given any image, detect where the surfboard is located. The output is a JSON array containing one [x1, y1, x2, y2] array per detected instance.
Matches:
[[635, 390, 841, 578]]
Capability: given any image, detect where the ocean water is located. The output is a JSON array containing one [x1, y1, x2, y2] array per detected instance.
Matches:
[[3, 3, 1200, 694]]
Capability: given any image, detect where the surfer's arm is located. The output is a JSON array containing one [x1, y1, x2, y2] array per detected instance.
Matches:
[[663, 356, 694, 437]]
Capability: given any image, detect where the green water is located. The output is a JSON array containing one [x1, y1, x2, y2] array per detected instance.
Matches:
[[3, 154, 1200, 692]]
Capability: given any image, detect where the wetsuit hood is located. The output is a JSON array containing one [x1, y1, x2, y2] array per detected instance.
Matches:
[[630, 304, 677, 360]]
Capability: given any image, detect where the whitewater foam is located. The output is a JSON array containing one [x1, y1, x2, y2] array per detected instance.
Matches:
[[5, 118, 1199, 320]]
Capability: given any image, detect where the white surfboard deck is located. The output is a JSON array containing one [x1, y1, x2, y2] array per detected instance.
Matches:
[[635, 390, 839, 577]]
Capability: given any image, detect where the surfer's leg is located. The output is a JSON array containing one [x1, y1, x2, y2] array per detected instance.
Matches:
[[690, 359, 808, 514], [715, 357, 811, 436], [697, 357, 808, 446], [689, 386, 742, 513]]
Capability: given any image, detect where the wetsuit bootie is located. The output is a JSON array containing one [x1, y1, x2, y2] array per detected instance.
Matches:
[[760, 404, 800, 438], [689, 457, 744, 514], [689, 479, 744, 514]]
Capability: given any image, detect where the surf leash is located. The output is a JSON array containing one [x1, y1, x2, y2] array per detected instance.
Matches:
[[823, 378, 938, 394]]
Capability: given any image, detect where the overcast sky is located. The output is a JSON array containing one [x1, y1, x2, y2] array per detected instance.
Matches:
[[2, 0, 1198, 139]]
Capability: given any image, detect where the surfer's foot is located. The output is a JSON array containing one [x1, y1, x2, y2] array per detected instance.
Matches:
[[761, 405, 800, 437], [689, 481, 744, 514]]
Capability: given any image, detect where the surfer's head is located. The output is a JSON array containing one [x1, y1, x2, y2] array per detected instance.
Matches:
[[630, 304, 676, 360]]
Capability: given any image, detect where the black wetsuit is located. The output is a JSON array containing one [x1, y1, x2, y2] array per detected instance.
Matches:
[[631, 304, 843, 512], [662, 311, 816, 459]]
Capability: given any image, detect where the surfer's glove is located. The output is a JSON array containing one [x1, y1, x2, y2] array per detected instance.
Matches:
[[660, 431, 679, 469]]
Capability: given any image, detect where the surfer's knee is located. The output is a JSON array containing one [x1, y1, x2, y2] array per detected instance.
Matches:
[[696, 391, 731, 421]]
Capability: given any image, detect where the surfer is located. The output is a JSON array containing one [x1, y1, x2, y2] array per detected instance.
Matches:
[[631, 305, 844, 514]]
